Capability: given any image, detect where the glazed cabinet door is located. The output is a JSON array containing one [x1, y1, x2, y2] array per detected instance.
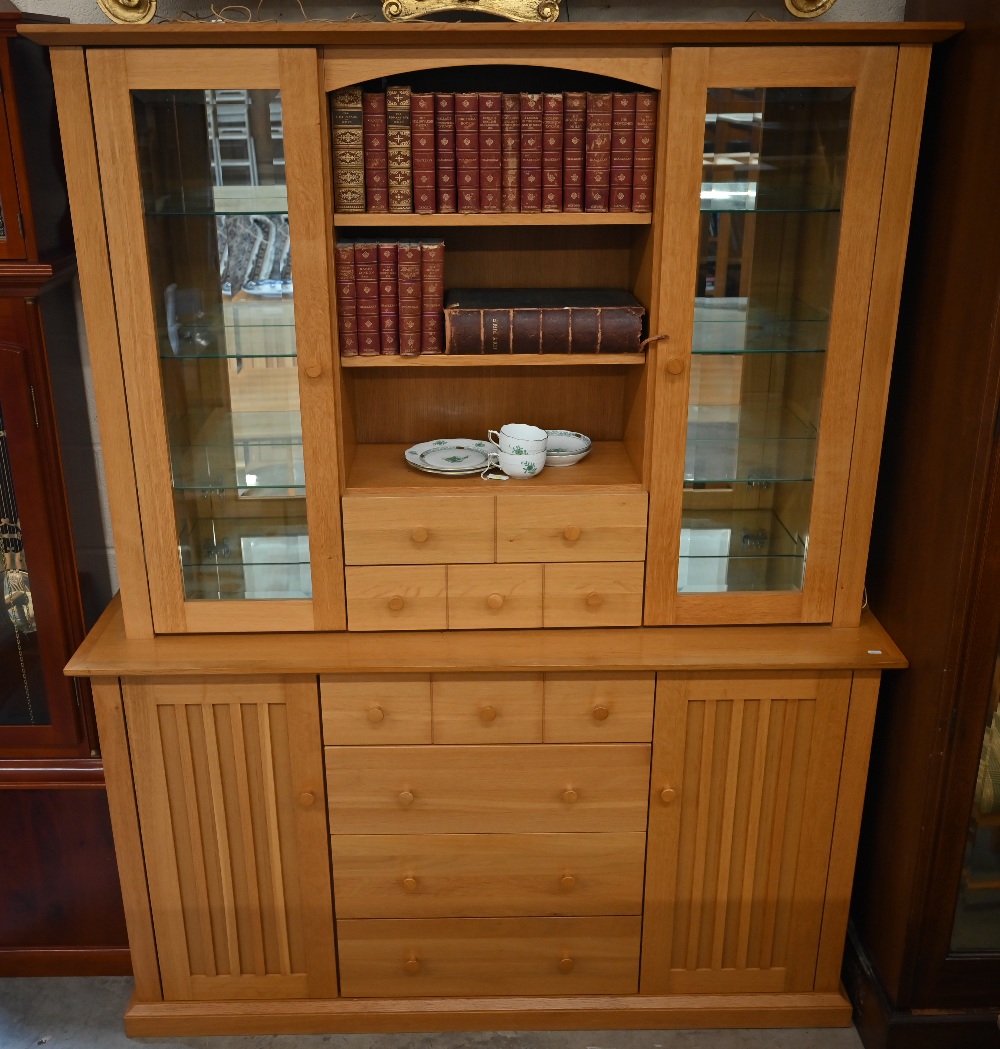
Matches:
[[86, 49, 343, 633], [645, 47, 899, 625], [641, 671, 852, 994], [122, 676, 337, 1000]]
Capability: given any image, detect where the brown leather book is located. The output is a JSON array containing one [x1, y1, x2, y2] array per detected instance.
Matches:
[[334, 241, 359, 356], [331, 88, 364, 214], [585, 92, 613, 213], [633, 92, 658, 213], [501, 94, 520, 214], [443, 288, 645, 354], [455, 93, 480, 213], [479, 92, 502, 214], [362, 92, 388, 212], [398, 242, 422, 356], [421, 241, 446, 354], [412, 93, 436, 214], [610, 92, 636, 213], [378, 242, 399, 354], [519, 93, 543, 213], [435, 93, 457, 214], [386, 86, 412, 213], [562, 91, 586, 213], [355, 242, 381, 355], [542, 93, 564, 213]]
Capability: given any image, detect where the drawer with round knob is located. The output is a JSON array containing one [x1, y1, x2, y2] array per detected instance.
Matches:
[[543, 672, 655, 743], [329, 831, 646, 919], [543, 562, 645, 627], [325, 744, 651, 834], [321, 674, 433, 745], [345, 566, 446, 631], [445, 563, 543, 630], [432, 673, 543, 744], [336, 915, 641, 997], [343, 495, 495, 565]]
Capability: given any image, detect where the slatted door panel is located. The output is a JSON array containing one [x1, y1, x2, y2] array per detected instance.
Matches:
[[122, 676, 337, 1001], [641, 672, 850, 994]]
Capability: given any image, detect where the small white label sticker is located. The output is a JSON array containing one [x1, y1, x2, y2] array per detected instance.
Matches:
[[867, 649, 882, 655]]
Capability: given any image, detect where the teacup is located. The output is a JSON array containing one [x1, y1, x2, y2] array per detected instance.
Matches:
[[496, 450, 546, 478], [488, 423, 548, 455]]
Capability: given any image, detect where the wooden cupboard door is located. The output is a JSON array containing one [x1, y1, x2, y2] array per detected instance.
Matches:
[[641, 672, 850, 994], [122, 676, 337, 1001]]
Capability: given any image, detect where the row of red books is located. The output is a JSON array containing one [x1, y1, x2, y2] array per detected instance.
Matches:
[[331, 87, 657, 215], [335, 240, 445, 357]]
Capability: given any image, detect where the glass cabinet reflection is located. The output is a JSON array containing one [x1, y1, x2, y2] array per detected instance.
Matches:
[[134, 88, 309, 603]]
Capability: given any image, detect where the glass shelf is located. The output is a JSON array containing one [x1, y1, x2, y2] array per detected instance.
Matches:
[[145, 186, 289, 217], [692, 298, 829, 356], [180, 525, 310, 601], [159, 326, 298, 360], [700, 183, 841, 214]]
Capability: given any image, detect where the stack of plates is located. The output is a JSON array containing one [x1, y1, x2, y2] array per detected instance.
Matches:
[[404, 439, 492, 477]]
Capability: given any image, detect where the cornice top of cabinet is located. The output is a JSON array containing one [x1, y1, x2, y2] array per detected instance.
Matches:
[[67, 596, 906, 677], [18, 20, 961, 48]]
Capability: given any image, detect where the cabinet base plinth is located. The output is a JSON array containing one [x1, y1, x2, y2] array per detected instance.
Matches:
[[124, 990, 853, 1036]]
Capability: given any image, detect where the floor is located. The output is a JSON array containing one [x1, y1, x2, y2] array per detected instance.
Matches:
[[0, 976, 864, 1049]]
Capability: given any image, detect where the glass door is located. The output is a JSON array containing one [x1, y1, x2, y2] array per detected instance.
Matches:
[[88, 50, 343, 633], [646, 47, 897, 625]]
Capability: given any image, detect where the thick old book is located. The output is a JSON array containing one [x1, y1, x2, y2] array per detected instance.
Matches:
[[519, 93, 543, 213], [386, 85, 412, 213], [633, 92, 658, 213], [585, 92, 613, 213], [610, 92, 636, 213], [378, 242, 399, 354], [456, 92, 480, 214], [421, 241, 446, 354], [542, 93, 564, 213], [562, 91, 586, 213], [412, 93, 436, 214], [355, 242, 381, 355], [501, 93, 520, 214], [479, 92, 502, 214], [435, 92, 457, 214], [443, 288, 645, 355], [333, 241, 359, 355], [398, 242, 422, 356], [331, 88, 364, 214], [362, 92, 388, 213]]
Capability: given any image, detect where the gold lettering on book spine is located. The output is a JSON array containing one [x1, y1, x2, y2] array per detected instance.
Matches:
[[383, 0, 560, 22]]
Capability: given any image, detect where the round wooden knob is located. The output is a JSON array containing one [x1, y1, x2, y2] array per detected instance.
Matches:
[[562, 789, 578, 804], [304, 362, 322, 378], [558, 956, 574, 974], [479, 705, 498, 722], [367, 705, 385, 723], [388, 595, 405, 612], [399, 790, 415, 807], [298, 791, 316, 807], [559, 873, 576, 891], [487, 593, 505, 610], [411, 527, 429, 544], [586, 592, 603, 608], [563, 525, 581, 542], [660, 787, 677, 805], [666, 356, 685, 375], [404, 956, 421, 974], [402, 876, 418, 893], [592, 705, 610, 721]]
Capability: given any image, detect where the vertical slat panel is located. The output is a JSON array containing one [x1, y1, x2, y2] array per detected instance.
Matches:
[[671, 694, 702, 968], [712, 699, 745, 968], [736, 699, 771, 968], [258, 701, 292, 975], [685, 698, 717, 969]]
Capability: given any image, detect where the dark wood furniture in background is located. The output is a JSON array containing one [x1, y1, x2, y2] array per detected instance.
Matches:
[[846, 3, 1000, 1046], [0, 0, 127, 976]]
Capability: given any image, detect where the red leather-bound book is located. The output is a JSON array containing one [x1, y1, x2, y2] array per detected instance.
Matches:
[[332, 88, 364, 214], [479, 92, 502, 214], [501, 93, 520, 214], [633, 92, 658, 213], [562, 91, 586, 213], [386, 86, 412, 213], [412, 93, 436, 214], [362, 92, 388, 213], [519, 93, 543, 213], [585, 92, 613, 213], [334, 241, 359, 356], [355, 242, 381, 355], [542, 93, 564, 213], [434, 93, 457, 214], [610, 92, 636, 213], [455, 92, 480, 214], [421, 241, 446, 354], [378, 242, 400, 354], [398, 242, 422, 356]]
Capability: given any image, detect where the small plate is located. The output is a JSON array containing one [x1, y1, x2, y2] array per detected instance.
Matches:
[[405, 439, 493, 476], [545, 429, 592, 467]]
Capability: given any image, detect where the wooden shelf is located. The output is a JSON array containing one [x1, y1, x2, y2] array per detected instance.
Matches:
[[345, 441, 643, 495], [334, 212, 652, 228], [341, 353, 647, 368]]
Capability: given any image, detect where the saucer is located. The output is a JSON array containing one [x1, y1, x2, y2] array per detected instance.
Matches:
[[544, 430, 592, 467], [405, 439, 493, 476]]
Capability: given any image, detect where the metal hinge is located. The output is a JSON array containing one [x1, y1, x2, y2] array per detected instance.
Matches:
[[29, 385, 39, 428]]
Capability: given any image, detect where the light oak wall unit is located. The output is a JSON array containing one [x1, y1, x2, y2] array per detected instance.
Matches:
[[28, 17, 959, 1037]]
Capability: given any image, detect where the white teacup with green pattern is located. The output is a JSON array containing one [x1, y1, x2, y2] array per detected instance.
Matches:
[[488, 423, 548, 455], [496, 450, 546, 478]]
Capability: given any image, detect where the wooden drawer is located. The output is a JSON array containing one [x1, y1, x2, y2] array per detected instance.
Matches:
[[337, 915, 641, 997], [446, 563, 543, 629], [330, 831, 646, 919], [543, 673, 655, 743], [326, 744, 651, 834], [544, 562, 645, 627], [346, 566, 446, 631], [321, 675, 432, 745], [432, 673, 543, 744], [496, 493, 648, 563], [343, 495, 494, 565]]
